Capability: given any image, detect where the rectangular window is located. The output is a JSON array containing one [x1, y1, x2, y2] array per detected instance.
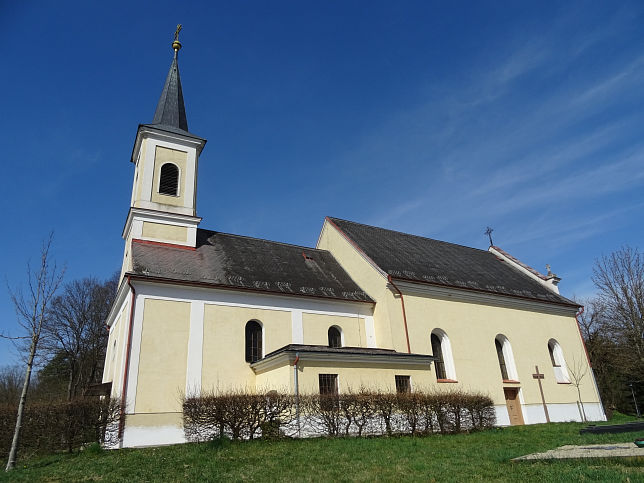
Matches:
[[395, 375, 411, 394], [319, 374, 339, 410], [319, 374, 338, 395]]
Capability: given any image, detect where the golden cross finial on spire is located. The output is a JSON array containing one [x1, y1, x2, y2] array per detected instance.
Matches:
[[172, 24, 183, 52]]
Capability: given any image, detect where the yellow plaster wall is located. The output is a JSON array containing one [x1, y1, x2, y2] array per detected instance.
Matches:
[[151, 146, 188, 207], [317, 222, 396, 349], [201, 305, 291, 392], [302, 313, 365, 347], [135, 299, 190, 413], [255, 365, 293, 393], [402, 293, 597, 405], [295, 362, 434, 394], [141, 221, 188, 243]]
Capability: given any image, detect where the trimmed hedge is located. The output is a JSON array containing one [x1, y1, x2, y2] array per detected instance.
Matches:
[[183, 389, 495, 441], [0, 398, 120, 459]]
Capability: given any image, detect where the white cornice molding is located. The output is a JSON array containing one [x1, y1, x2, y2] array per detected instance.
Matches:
[[251, 349, 435, 374], [390, 280, 578, 317], [129, 278, 375, 317], [106, 279, 132, 328], [122, 207, 202, 239], [131, 126, 206, 163]]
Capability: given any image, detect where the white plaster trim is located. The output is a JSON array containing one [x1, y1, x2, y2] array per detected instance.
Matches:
[[125, 292, 145, 414], [522, 402, 605, 424], [186, 301, 204, 397], [122, 424, 186, 448], [132, 280, 374, 318], [291, 310, 303, 344], [364, 316, 376, 348], [251, 350, 435, 374], [105, 278, 132, 328], [393, 280, 578, 316], [122, 207, 201, 240]]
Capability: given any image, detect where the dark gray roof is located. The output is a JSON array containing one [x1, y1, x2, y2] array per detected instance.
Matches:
[[262, 344, 434, 360], [130, 229, 373, 303], [328, 217, 577, 306], [148, 53, 195, 136]]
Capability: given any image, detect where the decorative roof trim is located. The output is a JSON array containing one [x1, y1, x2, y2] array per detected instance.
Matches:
[[251, 345, 435, 374], [389, 279, 580, 316]]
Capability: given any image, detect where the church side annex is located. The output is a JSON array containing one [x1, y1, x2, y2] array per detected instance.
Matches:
[[101, 33, 605, 448]]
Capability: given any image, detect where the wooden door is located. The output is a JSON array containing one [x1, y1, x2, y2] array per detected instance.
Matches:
[[504, 388, 524, 425]]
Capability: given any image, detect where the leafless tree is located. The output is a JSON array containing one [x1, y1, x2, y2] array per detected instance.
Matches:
[[44, 274, 116, 400], [592, 246, 644, 379], [567, 354, 589, 422], [0, 366, 23, 405], [3, 234, 64, 471]]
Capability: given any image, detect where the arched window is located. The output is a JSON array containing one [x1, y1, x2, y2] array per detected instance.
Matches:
[[548, 339, 570, 383], [245, 320, 262, 363], [328, 326, 342, 348], [159, 163, 179, 196], [495, 335, 519, 381], [431, 329, 456, 381], [495, 339, 509, 380]]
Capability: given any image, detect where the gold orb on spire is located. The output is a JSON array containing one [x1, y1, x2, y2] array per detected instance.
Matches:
[[172, 24, 183, 51]]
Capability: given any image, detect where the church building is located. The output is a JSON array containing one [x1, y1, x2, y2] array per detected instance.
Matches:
[[101, 36, 605, 448]]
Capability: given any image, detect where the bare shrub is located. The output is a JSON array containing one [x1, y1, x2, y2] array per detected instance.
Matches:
[[183, 388, 495, 441]]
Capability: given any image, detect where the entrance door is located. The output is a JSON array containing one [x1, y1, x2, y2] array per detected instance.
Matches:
[[504, 388, 524, 425]]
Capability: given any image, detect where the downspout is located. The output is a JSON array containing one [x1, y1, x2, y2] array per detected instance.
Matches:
[[118, 276, 137, 445], [388, 275, 411, 354], [293, 353, 300, 437], [575, 306, 606, 421]]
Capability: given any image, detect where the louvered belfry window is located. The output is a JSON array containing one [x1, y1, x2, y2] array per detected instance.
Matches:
[[245, 321, 262, 363], [159, 163, 179, 196]]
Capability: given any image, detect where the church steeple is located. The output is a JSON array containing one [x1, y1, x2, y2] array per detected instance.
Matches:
[[150, 46, 189, 131], [120, 26, 207, 279]]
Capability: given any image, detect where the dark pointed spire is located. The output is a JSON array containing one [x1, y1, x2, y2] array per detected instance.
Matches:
[[151, 25, 189, 132]]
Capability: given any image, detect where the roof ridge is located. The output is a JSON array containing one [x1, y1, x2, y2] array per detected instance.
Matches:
[[328, 217, 490, 254], [198, 228, 328, 253]]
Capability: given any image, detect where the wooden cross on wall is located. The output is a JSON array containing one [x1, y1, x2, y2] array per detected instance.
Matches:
[[532, 365, 550, 423]]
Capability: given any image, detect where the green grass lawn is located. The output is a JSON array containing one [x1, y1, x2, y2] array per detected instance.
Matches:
[[3, 416, 644, 482]]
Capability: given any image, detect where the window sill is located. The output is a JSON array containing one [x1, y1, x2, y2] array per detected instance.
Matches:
[[437, 379, 458, 383], [502, 379, 521, 384], [556, 381, 571, 385]]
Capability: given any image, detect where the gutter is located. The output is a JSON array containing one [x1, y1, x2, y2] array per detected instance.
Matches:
[[388, 275, 412, 354], [118, 276, 137, 445]]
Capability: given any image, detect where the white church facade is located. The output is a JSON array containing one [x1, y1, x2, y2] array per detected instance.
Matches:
[[101, 37, 605, 448]]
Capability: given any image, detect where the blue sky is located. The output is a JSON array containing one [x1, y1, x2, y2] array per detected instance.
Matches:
[[2, 1, 643, 366]]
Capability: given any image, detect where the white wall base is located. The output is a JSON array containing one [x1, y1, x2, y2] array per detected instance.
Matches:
[[122, 425, 186, 448], [495, 402, 606, 426]]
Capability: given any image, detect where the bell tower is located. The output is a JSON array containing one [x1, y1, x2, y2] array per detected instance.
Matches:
[[121, 26, 207, 277]]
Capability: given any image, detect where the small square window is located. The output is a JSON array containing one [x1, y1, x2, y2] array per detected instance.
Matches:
[[395, 375, 411, 394]]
